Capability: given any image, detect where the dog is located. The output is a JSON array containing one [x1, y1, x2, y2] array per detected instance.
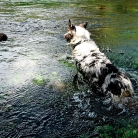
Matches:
[[64, 19, 134, 98]]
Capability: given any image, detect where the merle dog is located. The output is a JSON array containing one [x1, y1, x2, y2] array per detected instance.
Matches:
[[64, 19, 133, 99]]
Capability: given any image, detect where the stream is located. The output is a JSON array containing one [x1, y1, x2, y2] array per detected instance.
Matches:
[[0, 0, 138, 137]]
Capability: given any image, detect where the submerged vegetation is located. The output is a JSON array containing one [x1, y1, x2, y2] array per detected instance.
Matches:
[[102, 49, 138, 69], [95, 124, 138, 138]]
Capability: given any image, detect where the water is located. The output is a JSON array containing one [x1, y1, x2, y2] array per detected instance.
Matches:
[[0, 0, 138, 137]]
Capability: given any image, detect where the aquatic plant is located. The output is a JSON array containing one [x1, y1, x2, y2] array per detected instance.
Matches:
[[95, 124, 138, 138]]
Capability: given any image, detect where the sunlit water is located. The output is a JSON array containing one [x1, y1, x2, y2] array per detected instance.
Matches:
[[0, 0, 138, 137]]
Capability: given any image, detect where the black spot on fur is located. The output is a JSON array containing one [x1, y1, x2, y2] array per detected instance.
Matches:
[[98, 66, 109, 86], [90, 50, 95, 53], [111, 74, 117, 78], [89, 60, 96, 67], [106, 63, 118, 73], [76, 61, 84, 75], [98, 64, 118, 86], [108, 81, 123, 96], [83, 56, 87, 59], [92, 53, 98, 57]]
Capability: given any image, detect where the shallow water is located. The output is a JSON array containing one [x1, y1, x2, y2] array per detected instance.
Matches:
[[0, 0, 138, 137]]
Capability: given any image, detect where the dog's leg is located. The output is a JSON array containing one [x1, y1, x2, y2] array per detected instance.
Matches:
[[73, 72, 87, 90], [91, 82, 107, 97], [73, 73, 79, 90]]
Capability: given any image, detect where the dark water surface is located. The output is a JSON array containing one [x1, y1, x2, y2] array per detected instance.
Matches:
[[0, 0, 138, 137]]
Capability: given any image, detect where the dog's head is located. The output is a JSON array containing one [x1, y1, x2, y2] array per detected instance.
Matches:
[[64, 19, 91, 47]]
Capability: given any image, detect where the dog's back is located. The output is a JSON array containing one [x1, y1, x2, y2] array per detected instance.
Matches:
[[74, 41, 133, 97]]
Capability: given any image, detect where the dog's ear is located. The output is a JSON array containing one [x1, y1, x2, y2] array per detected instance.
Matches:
[[79, 22, 88, 28], [68, 19, 76, 31], [68, 19, 72, 30]]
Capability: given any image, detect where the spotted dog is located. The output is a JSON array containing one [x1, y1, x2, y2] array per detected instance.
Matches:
[[64, 19, 134, 99]]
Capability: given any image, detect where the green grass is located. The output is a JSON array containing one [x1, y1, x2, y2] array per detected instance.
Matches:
[[60, 59, 76, 70], [32, 75, 47, 86], [95, 124, 138, 138]]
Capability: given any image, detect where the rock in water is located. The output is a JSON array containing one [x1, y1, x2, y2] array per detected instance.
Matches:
[[0, 33, 8, 41]]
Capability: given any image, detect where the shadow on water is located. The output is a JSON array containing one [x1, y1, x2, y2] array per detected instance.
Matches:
[[0, 0, 138, 137]]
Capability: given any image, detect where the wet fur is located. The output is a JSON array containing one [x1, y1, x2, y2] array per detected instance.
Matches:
[[64, 19, 134, 98]]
